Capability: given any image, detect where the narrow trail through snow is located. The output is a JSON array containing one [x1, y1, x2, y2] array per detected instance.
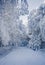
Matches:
[[0, 47, 45, 65]]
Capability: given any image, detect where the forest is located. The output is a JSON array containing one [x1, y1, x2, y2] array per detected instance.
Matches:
[[0, 0, 45, 51]]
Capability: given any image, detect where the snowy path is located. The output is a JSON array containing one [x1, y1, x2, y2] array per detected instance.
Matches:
[[0, 47, 45, 65]]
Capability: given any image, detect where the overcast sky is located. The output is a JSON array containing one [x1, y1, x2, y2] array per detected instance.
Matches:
[[28, 0, 44, 12]]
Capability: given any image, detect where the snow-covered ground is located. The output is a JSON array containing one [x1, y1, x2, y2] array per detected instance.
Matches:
[[0, 47, 45, 65], [0, 46, 13, 59]]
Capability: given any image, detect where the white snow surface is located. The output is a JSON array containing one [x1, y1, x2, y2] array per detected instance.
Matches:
[[0, 47, 45, 65]]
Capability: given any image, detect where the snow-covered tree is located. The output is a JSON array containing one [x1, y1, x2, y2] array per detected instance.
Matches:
[[28, 3, 45, 50], [0, 0, 29, 47], [20, 0, 29, 15]]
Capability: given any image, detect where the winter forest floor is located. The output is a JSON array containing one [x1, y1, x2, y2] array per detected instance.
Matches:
[[0, 46, 14, 59], [0, 47, 45, 65]]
